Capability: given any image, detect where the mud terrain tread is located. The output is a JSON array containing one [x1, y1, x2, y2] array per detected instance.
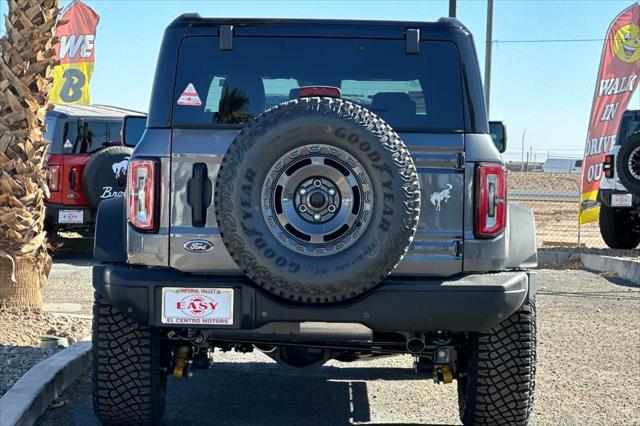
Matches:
[[616, 132, 640, 195], [598, 205, 640, 249], [92, 293, 166, 426], [215, 97, 420, 303], [458, 301, 536, 426]]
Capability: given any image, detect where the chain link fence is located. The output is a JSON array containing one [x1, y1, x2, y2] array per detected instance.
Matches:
[[508, 172, 605, 248]]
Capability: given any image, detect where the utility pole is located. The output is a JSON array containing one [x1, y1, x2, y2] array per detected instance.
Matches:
[[484, 0, 494, 115], [520, 129, 527, 172], [449, 0, 457, 17]]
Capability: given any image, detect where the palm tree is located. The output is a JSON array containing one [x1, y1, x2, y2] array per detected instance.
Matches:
[[0, 0, 59, 309]]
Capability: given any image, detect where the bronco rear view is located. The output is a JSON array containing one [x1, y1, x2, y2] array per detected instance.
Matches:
[[92, 15, 539, 426]]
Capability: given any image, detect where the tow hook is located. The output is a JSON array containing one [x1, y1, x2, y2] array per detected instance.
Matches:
[[436, 365, 454, 384], [172, 346, 192, 379]]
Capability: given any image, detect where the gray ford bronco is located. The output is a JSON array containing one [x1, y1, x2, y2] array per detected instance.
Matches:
[[92, 15, 539, 426]]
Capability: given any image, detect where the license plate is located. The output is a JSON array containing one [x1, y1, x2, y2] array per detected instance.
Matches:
[[161, 288, 234, 325], [611, 193, 633, 207], [58, 210, 84, 224]]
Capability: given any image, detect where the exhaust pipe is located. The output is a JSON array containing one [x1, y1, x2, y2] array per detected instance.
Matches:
[[406, 333, 426, 354]]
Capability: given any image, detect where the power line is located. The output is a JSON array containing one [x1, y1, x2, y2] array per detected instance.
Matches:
[[493, 38, 617, 44]]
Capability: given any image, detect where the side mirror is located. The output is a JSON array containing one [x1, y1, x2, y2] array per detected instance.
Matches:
[[489, 121, 507, 153], [122, 115, 147, 147]]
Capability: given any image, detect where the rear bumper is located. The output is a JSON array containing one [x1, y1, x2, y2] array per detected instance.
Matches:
[[45, 203, 95, 229], [599, 189, 640, 208], [94, 265, 538, 333]]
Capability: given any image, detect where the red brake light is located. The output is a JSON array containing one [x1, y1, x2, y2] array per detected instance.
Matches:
[[47, 164, 60, 192], [298, 86, 341, 98], [475, 163, 507, 238], [127, 159, 157, 231], [603, 154, 614, 178]]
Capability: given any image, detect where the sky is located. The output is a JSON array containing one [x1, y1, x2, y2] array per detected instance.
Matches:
[[2, 0, 639, 162]]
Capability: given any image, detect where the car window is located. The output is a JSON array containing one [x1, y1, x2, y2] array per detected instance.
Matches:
[[108, 122, 123, 142], [62, 119, 79, 153], [63, 120, 109, 153], [174, 37, 464, 132], [44, 116, 56, 152], [75, 121, 108, 153]]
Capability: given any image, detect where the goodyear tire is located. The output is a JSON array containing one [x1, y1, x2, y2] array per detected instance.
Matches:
[[215, 97, 420, 303], [598, 205, 640, 249], [82, 145, 133, 210], [458, 301, 537, 426], [616, 132, 640, 195], [92, 292, 166, 426]]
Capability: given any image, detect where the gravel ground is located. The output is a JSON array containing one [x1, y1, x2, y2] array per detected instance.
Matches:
[[0, 308, 91, 397], [35, 269, 640, 425]]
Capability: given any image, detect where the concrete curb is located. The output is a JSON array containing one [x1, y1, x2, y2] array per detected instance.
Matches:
[[0, 338, 91, 426], [581, 254, 640, 284], [537, 250, 582, 267]]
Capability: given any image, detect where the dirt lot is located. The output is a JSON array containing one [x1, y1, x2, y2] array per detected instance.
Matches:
[[509, 171, 581, 192], [35, 268, 640, 425], [508, 172, 612, 248]]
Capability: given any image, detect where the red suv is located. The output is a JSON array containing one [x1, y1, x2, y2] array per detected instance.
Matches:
[[44, 104, 146, 237]]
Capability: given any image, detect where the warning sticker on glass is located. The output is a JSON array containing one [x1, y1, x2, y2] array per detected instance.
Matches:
[[177, 83, 202, 106]]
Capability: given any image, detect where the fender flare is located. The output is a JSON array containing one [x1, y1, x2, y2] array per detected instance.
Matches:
[[506, 203, 538, 269], [94, 197, 126, 263]]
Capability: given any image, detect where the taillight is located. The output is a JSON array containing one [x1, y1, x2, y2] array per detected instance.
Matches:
[[47, 164, 60, 192], [603, 154, 614, 178], [127, 159, 157, 232], [475, 163, 507, 238], [298, 86, 341, 98]]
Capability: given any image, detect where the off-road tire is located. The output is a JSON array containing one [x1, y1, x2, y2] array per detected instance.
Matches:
[[458, 300, 537, 426], [598, 205, 640, 249], [215, 97, 420, 303], [616, 132, 640, 195], [92, 292, 166, 426]]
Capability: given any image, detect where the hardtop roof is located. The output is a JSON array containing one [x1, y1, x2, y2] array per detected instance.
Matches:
[[167, 15, 470, 37], [49, 104, 146, 119]]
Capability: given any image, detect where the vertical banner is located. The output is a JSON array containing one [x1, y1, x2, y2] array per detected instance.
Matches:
[[580, 3, 640, 223], [49, 1, 99, 105]]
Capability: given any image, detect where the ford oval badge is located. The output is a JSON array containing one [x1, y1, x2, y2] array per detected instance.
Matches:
[[184, 240, 214, 253]]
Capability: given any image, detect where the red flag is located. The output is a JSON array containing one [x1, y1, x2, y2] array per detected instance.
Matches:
[[580, 3, 640, 223], [49, 1, 100, 105]]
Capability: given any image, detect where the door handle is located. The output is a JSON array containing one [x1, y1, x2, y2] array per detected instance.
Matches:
[[187, 163, 212, 227]]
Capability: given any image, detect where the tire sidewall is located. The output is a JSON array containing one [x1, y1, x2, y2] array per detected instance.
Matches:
[[616, 133, 640, 195], [82, 146, 133, 210], [216, 99, 419, 302]]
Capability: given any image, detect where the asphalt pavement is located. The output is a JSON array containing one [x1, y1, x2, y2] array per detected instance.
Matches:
[[37, 262, 640, 425]]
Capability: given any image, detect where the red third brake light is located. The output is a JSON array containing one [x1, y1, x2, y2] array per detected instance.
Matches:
[[475, 163, 507, 239], [127, 159, 157, 231], [298, 86, 341, 98]]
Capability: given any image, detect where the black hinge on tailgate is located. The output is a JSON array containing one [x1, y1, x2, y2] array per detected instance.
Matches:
[[406, 29, 420, 54], [456, 152, 466, 169]]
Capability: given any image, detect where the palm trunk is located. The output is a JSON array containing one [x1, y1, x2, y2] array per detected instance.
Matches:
[[0, 0, 59, 309]]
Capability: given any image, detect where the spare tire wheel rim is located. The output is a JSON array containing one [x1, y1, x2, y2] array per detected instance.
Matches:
[[629, 145, 640, 180], [261, 144, 373, 256]]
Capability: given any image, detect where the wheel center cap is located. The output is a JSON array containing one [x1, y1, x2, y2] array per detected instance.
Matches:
[[309, 192, 326, 208]]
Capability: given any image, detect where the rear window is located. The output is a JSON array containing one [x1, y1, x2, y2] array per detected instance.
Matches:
[[173, 37, 464, 132], [62, 120, 124, 153]]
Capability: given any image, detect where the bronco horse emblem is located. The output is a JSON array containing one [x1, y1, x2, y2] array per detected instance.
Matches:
[[430, 184, 453, 211], [112, 157, 130, 179]]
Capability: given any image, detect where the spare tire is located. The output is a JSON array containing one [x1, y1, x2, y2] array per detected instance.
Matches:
[[616, 132, 640, 195], [82, 145, 133, 210], [215, 97, 421, 303]]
